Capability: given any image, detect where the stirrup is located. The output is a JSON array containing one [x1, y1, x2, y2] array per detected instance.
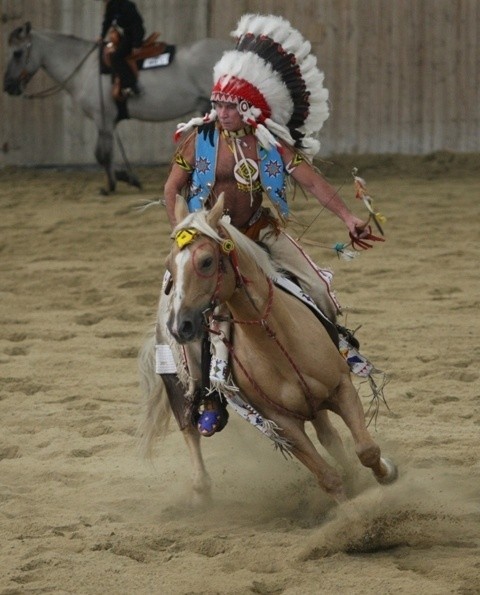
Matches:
[[195, 392, 229, 437], [122, 86, 140, 98]]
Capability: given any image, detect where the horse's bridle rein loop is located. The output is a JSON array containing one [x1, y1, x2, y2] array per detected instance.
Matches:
[[173, 226, 317, 421], [197, 229, 317, 422], [18, 41, 32, 84], [18, 38, 98, 99]]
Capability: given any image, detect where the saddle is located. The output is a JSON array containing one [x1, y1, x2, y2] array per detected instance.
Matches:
[[102, 29, 173, 101]]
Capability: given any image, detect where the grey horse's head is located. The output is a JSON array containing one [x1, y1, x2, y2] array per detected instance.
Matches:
[[3, 22, 37, 95]]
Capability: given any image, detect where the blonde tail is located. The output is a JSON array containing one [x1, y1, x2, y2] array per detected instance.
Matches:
[[137, 331, 172, 459]]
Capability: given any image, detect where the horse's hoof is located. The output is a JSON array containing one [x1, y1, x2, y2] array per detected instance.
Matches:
[[115, 169, 141, 189], [190, 485, 212, 508], [375, 457, 398, 485], [131, 178, 142, 190], [99, 187, 110, 196]]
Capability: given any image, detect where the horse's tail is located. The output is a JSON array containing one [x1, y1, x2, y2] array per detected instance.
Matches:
[[137, 331, 172, 459]]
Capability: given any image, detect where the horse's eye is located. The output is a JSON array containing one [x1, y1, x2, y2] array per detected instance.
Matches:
[[13, 49, 23, 59], [202, 256, 214, 270]]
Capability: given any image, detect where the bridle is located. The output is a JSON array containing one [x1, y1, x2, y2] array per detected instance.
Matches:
[[10, 40, 33, 89], [12, 34, 97, 99]]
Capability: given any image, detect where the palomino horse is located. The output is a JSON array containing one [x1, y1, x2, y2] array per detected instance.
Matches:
[[138, 194, 398, 507], [3, 22, 230, 193]]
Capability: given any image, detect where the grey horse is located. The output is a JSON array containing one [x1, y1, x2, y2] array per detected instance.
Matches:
[[3, 22, 230, 193]]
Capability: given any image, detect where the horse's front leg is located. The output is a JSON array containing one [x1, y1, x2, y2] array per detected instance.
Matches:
[[277, 415, 348, 504], [160, 372, 211, 506], [182, 425, 212, 507], [311, 410, 352, 473], [94, 128, 116, 194], [157, 290, 211, 505]]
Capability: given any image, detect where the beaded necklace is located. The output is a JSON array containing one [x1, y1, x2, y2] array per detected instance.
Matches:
[[221, 126, 254, 139], [221, 127, 261, 200]]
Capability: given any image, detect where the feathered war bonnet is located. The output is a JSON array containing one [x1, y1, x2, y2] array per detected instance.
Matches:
[[175, 14, 329, 160]]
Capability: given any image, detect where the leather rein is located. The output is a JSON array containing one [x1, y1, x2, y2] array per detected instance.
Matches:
[[207, 232, 318, 422], [20, 41, 97, 99]]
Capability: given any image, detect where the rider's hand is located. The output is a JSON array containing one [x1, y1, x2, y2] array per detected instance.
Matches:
[[344, 214, 385, 250], [344, 214, 369, 240]]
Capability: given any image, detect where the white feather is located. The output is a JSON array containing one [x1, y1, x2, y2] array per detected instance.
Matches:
[[225, 14, 332, 156]]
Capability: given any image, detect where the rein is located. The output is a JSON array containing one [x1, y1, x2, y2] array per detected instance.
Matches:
[[172, 226, 318, 420], [209, 240, 318, 421], [23, 42, 97, 99]]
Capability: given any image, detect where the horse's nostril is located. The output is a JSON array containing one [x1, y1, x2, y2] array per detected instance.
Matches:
[[3, 81, 21, 95], [179, 320, 194, 340]]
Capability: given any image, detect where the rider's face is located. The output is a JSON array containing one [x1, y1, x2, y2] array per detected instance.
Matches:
[[212, 101, 244, 131]]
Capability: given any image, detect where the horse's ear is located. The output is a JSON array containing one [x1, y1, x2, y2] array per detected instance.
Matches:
[[206, 192, 225, 229], [174, 194, 189, 223]]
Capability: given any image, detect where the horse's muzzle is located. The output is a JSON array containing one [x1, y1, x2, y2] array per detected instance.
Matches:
[[3, 77, 23, 96], [167, 308, 205, 344]]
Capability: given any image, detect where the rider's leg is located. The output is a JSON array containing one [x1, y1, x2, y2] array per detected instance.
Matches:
[[259, 227, 362, 349], [208, 304, 236, 393], [259, 227, 341, 322], [111, 37, 137, 92]]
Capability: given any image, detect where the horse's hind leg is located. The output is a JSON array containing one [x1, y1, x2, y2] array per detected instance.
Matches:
[[115, 168, 142, 190], [330, 376, 398, 485], [94, 129, 116, 194]]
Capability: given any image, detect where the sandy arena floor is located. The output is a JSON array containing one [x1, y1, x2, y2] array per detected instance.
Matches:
[[0, 155, 479, 594]]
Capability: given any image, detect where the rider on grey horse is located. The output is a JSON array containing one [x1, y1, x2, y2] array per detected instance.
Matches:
[[99, 0, 145, 98]]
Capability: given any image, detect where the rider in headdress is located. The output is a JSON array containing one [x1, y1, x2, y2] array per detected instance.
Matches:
[[163, 14, 376, 418], [100, 0, 145, 97], [166, 14, 370, 314]]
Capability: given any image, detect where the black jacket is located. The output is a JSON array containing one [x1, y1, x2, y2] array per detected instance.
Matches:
[[101, 0, 145, 47]]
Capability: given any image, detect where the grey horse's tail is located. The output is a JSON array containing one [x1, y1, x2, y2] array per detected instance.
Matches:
[[137, 331, 172, 459]]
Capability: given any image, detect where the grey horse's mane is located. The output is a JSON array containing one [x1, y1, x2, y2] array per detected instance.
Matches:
[[33, 29, 91, 44], [173, 211, 279, 279]]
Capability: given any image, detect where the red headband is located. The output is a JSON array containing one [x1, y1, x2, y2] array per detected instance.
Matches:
[[211, 75, 271, 121]]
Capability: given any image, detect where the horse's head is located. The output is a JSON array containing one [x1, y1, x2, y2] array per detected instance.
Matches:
[[166, 194, 238, 344], [3, 22, 38, 95]]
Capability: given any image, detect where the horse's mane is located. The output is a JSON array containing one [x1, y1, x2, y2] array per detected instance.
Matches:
[[34, 29, 90, 44], [173, 210, 280, 279]]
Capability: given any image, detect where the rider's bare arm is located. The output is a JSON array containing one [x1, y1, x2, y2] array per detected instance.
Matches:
[[164, 134, 195, 228], [288, 154, 367, 238]]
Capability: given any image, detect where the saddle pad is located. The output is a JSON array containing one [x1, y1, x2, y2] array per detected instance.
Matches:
[[140, 45, 175, 70], [274, 275, 375, 378], [274, 275, 324, 317]]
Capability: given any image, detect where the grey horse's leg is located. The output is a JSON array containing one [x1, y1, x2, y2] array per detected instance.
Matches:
[[115, 168, 142, 190], [94, 129, 116, 194]]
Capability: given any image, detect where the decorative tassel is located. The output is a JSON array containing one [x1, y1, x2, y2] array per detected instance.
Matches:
[[352, 168, 386, 236], [333, 242, 358, 261], [174, 109, 217, 141]]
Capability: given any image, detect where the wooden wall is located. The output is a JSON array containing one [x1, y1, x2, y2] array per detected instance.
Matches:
[[1, 0, 479, 167]]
